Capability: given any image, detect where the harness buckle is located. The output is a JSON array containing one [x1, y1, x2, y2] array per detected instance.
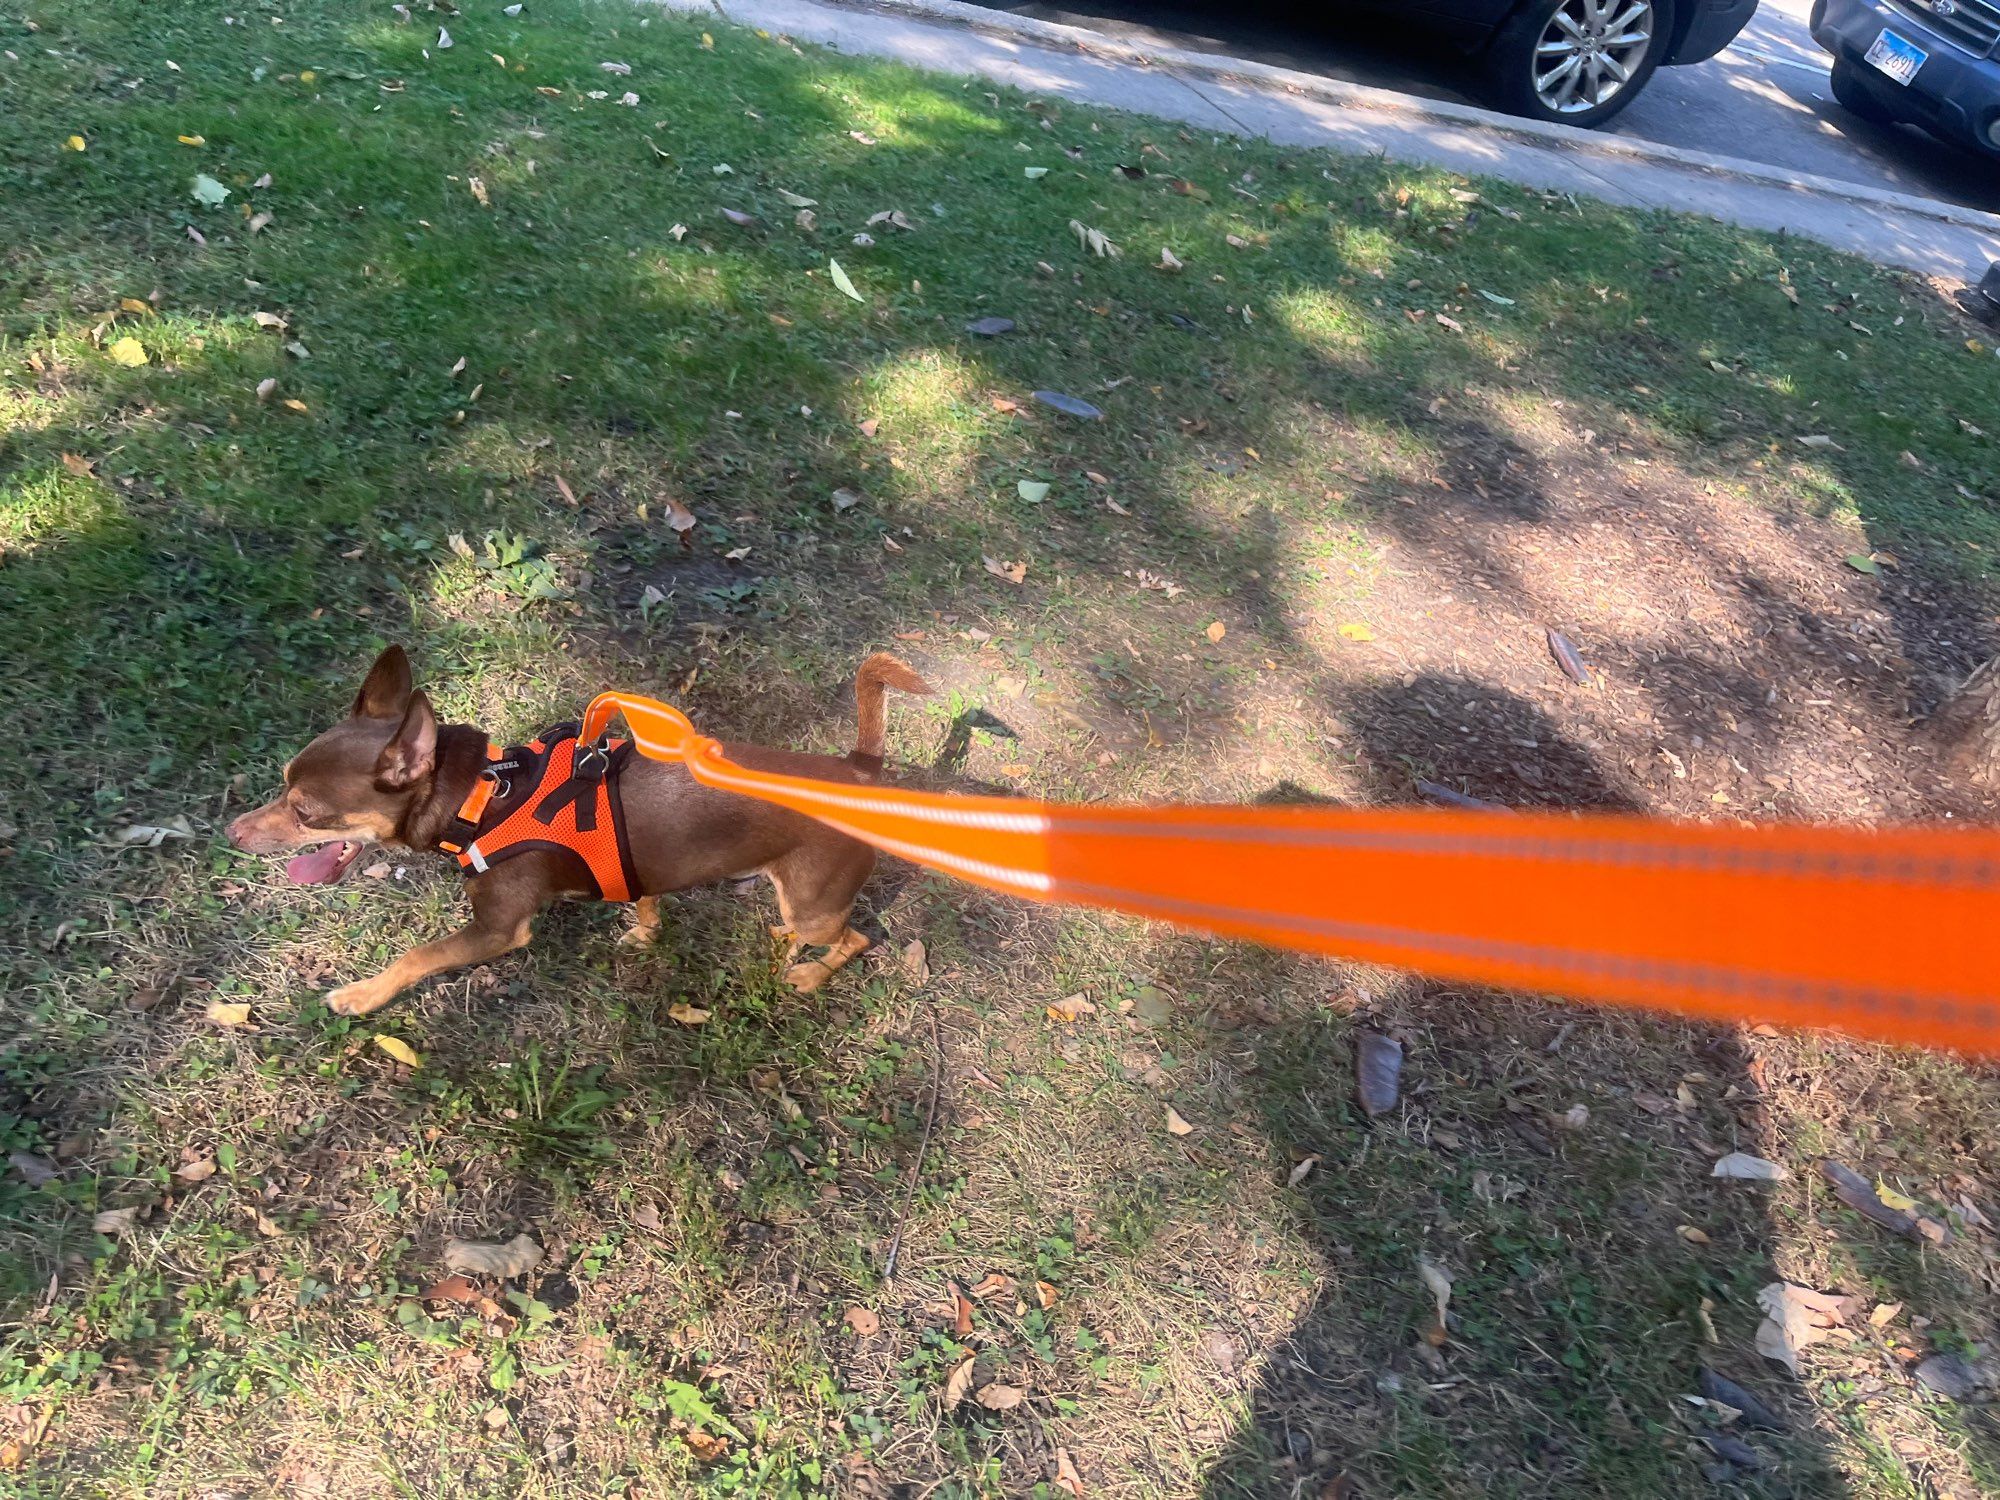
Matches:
[[572, 739, 612, 780]]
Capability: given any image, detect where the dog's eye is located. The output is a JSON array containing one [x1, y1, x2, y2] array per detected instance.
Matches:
[[290, 797, 332, 827]]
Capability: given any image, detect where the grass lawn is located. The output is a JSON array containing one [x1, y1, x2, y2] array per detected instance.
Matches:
[[6, 0, 2000, 1494]]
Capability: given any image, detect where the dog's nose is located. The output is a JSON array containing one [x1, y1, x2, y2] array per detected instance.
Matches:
[[224, 814, 251, 850]]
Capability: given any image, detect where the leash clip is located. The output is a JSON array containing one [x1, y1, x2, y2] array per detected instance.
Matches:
[[572, 738, 612, 781]]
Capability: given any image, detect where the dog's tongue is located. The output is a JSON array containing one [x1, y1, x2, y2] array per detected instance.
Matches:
[[285, 840, 357, 886]]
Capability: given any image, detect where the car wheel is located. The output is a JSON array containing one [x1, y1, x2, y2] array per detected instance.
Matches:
[[1481, 0, 1678, 128], [1829, 58, 1897, 126]]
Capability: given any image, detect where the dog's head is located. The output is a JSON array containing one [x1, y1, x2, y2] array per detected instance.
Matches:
[[226, 646, 440, 884]]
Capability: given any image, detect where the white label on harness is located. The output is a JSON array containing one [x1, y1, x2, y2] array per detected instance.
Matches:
[[466, 843, 489, 873]]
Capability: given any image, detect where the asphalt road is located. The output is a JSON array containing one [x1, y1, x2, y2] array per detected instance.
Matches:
[[986, 0, 2000, 215]]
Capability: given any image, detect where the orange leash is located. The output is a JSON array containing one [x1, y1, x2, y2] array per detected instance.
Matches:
[[582, 691, 2000, 1057]]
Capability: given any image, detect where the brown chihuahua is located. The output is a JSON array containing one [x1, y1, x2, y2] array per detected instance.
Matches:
[[227, 645, 931, 1016]]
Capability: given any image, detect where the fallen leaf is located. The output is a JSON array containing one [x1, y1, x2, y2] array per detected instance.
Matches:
[[1418, 1256, 1452, 1344], [185, 225, 207, 246], [1338, 622, 1374, 642], [1024, 166, 1049, 179], [1035, 1279, 1059, 1309], [1698, 1367, 1786, 1430], [969, 1273, 1014, 1300], [424, 1274, 480, 1303], [468, 176, 490, 208], [949, 1280, 975, 1335], [1713, 1152, 1788, 1182], [976, 1384, 1026, 1411], [1755, 1282, 1852, 1375], [253, 172, 273, 188], [631, 1201, 662, 1232], [1016, 480, 1050, 504], [1435, 314, 1464, 333], [828, 259, 864, 303], [1031, 390, 1103, 420], [901, 939, 929, 985], [1561, 1103, 1591, 1131], [204, 1000, 252, 1028], [281, 398, 309, 414], [1869, 1301, 1902, 1327], [248, 211, 273, 234], [1794, 434, 1841, 450], [191, 173, 229, 207], [252, 311, 287, 330], [943, 1357, 977, 1409], [107, 337, 148, 368], [1157, 246, 1184, 272], [174, 1157, 217, 1183], [983, 555, 1027, 585], [59, 452, 95, 478], [668, 1003, 711, 1025], [859, 417, 881, 438], [664, 496, 697, 534], [1046, 993, 1096, 1023], [831, 487, 864, 512], [373, 1035, 421, 1068], [1204, 621, 1226, 643], [1676, 1225, 1711, 1245], [1845, 553, 1878, 575], [1478, 289, 1515, 305], [848, 130, 877, 145], [1105, 497, 1130, 516], [668, 223, 688, 240], [1287, 1154, 1321, 1188], [1356, 1030, 1402, 1116], [1164, 1105, 1196, 1136], [93, 1207, 139, 1237], [683, 1429, 728, 1462], [283, 340, 310, 360], [720, 207, 756, 227], [851, 232, 876, 249], [1820, 1159, 1947, 1243], [965, 316, 1015, 337], [437, 26, 453, 48], [843, 1306, 881, 1337], [866, 208, 916, 231], [775, 189, 816, 207], [1547, 629, 1592, 685], [1069, 219, 1120, 258], [442, 1233, 543, 1278], [1054, 1447, 1084, 1497], [65, 134, 88, 152]]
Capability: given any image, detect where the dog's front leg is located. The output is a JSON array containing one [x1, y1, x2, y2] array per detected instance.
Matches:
[[326, 868, 543, 1016], [326, 916, 531, 1016]]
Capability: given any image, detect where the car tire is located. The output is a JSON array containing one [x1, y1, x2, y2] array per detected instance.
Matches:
[[1480, 0, 1679, 128], [1829, 57, 1897, 126]]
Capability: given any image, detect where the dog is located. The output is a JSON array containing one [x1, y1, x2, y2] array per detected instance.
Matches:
[[227, 646, 931, 1016]]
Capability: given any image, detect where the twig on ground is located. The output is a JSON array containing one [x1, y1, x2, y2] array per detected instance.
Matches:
[[883, 1004, 942, 1282]]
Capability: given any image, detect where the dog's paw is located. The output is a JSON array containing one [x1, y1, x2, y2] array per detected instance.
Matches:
[[325, 981, 383, 1016], [783, 958, 833, 994], [616, 923, 658, 950]]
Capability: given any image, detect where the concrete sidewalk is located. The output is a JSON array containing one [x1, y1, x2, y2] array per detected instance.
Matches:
[[656, 0, 2000, 282]]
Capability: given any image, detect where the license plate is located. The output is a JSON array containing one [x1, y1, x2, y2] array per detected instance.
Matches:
[[1864, 28, 1927, 86]]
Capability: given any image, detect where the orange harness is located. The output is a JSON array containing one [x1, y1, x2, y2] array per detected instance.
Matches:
[[436, 723, 637, 902]]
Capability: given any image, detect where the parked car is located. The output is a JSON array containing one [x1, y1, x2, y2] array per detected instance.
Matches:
[[1410, 0, 1763, 125], [1811, 0, 2000, 155]]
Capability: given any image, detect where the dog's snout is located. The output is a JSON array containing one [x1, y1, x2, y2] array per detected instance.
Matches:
[[225, 813, 253, 850]]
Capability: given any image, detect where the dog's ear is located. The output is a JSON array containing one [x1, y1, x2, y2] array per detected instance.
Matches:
[[375, 691, 438, 789], [352, 645, 414, 720]]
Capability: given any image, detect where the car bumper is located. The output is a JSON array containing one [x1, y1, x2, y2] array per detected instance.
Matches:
[[1812, 0, 2000, 153], [1675, 0, 1761, 64]]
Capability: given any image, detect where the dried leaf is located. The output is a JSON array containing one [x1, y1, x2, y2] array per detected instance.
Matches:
[[1676, 1225, 1711, 1245], [831, 487, 864, 512], [251, 311, 288, 330], [174, 1157, 217, 1183], [1164, 1105, 1196, 1136], [632, 1201, 662, 1232], [256, 377, 278, 402], [281, 398, 309, 414], [284, 340, 310, 360], [663, 496, 698, 533], [253, 172, 273, 189], [982, 555, 1027, 585], [1287, 1154, 1321, 1188], [1418, 1255, 1452, 1339], [1713, 1152, 1788, 1182], [1356, 1030, 1402, 1117], [1054, 1447, 1084, 1497], [248, 211, 273, 234], [828, 259, 864, 303], [424, 1274, 480, 1303], [373, 1035, 422, 1068], [1819, 1159, 1946, 1243], [1435, 314, 1464, 333], [901, 939, 929, 985], [468, 176, 489, 208], [1035, 1279, 1059, 1309], [1157, 246, 1183, 272], [776, 189, 817, 207], [976, 1384, 1026, 1411], [1016, 480, 1050, 504], [185, 225, 207, 246], [965, 316, 1016, 337], [1069, 219, 1120, 258], [1031, 390, 1103, 420], [61, 452, 96, 478], [1046, 993, 1096, 1023], [1204, 621, 1226, 643], [843, 1306, 881, 1337], [1699, 1368, 1786, 1431], [1546, 629, 1592, 685], [1338, 622, 1375, 642], [437, 26, 454, 48], [599, 60, 631, 74], [949, 1280, 975, 1335], [851, 232, 875, 249], [1755, 1282, 1852, 1375], [204, 1000, 252, 1028], [191, 173, 229, 207], [668, 1003, 711, 1025], [969, 1273, 1014, 1300], [107, 337, 148, 368], [442, 1232, 543, 1278], [1794, 434, 1840, 449], [1023, 166, 1049, 179], [720, 207, 756, 227], [942, 1356, 977, 1409], [93, 1207, 139, 1237]]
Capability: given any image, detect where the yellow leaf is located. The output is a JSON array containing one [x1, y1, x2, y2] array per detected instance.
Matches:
[[298, 69, 317, 84], [107, 337, 148, 367], [1338, 622, 1375, 642], [373, 1035, 422, 1068], [1045, 993, 1096, 1023], [701, 32, 715, 48], [668, 1003, 712, 1026], [204, 1000, 252, 1027], [64, 135, 87, 152], [1204, 620, 1226, 643], [1875, 1180, 1919, 1213], [119, 297, 154, 316], [280, 397, 309, 413], [177, 134, 205, 146], [60, 452, 95, 477]]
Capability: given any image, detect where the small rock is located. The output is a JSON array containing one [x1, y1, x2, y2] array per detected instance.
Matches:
[[1915, 1352, 1999, 1403]]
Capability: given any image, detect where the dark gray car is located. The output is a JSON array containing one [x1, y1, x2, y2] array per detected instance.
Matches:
[[1811, 0, 2000, 155]]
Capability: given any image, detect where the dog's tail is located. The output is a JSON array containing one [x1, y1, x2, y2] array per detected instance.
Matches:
[[851, 652, 932, 771]]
